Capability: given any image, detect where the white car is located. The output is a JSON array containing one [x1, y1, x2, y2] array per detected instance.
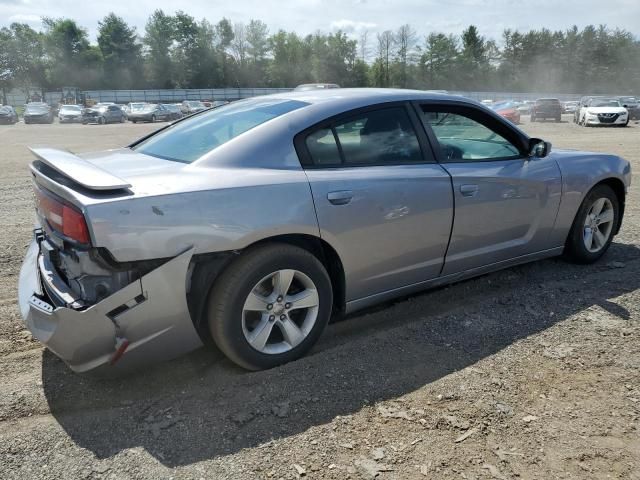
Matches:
[[578, 98, 629, 127]]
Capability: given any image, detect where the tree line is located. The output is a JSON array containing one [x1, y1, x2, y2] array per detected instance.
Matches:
[[1, 11, 640, 99]]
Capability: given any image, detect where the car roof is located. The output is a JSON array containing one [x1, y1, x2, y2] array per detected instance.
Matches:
[[264, 87, 464, 106]]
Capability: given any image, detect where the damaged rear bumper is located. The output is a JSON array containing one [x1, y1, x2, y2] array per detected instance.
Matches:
[[18, 235, 203, 373]]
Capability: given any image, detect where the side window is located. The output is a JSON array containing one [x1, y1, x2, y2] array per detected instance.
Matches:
[[305, 128, 341, 165], [422, 109, 521, 161], [334, 108, 422, 165], [303, 107, 424, 167]]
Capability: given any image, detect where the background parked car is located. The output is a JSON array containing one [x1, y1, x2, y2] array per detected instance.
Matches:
[[618, 96, 640, 120], [0, 105, 19, 125], [490, 101, 521, 124], [58, 104, 83, 123], [578, 98, 629, 127], [162, 104, 183, 120], [129, 103, 174, 123], [563, 101, 579, 114], [23, 102, 54, 124], [516, 101, 534, 114], [82, 104, 127, 125], [181, 100, 207, 115], [531, 98, 562, 122], [293, 83, 340, 91]]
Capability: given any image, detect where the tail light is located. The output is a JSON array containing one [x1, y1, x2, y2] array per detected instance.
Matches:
[[35, 186, 90, 245]]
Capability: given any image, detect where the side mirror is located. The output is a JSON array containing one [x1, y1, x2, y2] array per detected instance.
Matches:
[[529, 138, 552, 158]]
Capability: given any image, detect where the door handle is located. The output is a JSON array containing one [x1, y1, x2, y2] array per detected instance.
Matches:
[[460, 184, 479, 197], [327, 190, 353, 205], [460, 185, 478, 197]]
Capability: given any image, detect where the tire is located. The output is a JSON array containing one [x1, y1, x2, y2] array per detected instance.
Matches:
[[207, 243, 333, 370], [151, 115, 156, 123], [132, 119, 137, 123], [565, 184, 619, 264], [99, 116, 105, 125], [555, 115, 561, 123], [120, 115, 126, 123]]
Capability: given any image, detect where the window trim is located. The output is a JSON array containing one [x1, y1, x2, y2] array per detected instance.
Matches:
[[294, 101, 436, 169], [411, 100, 531, 163]]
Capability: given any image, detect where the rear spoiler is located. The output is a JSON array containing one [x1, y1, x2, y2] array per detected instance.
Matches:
[[29, 148, 131, 191]]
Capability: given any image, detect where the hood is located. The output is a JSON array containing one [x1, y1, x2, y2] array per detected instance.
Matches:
[[586, 106, 627, 114]]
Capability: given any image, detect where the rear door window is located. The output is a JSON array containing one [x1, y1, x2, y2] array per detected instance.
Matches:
[[302, 106, 426, 167]]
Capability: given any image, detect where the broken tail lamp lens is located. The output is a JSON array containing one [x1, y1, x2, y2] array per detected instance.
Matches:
[[35, 186, 90, 245]]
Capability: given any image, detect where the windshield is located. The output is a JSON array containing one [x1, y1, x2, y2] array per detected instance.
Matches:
[[592, 100, 621, 107], [130, 103, 146, 111], [134, 98, 308, 163], [188, 101, 204, 107], [619, 97, 637, 104], [140, 104, 156, 111], [25, 105, 48, 112], [60, 105, 81, 112], [0, 106, 11, 113]]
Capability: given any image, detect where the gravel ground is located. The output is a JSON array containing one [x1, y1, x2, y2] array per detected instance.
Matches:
[[0, 116, 639, 480]]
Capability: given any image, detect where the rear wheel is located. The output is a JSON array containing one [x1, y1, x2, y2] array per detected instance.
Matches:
[[207, 244, 333, 370], [565, 184, 619, 264]]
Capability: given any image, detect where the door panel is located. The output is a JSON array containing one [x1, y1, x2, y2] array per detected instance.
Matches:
[[306, 165, 454, 301], [440, 158, 562, 274]]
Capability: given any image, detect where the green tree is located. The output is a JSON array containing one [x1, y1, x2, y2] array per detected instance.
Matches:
[[43, 18, 102, 88], [143, 9, 175, 88], [97, 13, 142, 88]]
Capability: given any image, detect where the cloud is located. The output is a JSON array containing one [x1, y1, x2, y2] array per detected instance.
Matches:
[[8, 13, 40, 24], [329, 19, 377, 34]]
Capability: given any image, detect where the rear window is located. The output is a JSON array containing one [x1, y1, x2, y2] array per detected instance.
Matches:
[[536, 99, 560, 105], [133, 98, 308, 163]]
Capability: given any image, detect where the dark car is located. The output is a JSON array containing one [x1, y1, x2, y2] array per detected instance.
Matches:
[[618, 96, 640, 120], [0, 106, 19, 125], [162, 104, 183, 121], [23, 103, 54, 124], [128, 104, 174, 123], [82, 105, 127, 125], [531, 98, 562, 122]]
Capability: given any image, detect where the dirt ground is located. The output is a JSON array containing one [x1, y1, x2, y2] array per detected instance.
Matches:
[[0, 116, 639, 480]]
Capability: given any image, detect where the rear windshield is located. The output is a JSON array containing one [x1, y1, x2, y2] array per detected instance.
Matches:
[[536, 99, 560, 104], [133, 98, 308, 163]]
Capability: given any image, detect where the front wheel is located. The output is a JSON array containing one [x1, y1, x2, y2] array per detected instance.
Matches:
[[207, 244, 333, 370], [151, 115, 156, 123], [565, 184, 619, 264]]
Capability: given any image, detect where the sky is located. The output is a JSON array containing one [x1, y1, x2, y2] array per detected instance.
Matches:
[[2, 0, 640, 44]]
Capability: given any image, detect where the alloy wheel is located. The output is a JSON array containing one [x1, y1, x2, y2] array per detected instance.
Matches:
[[241, 269, 319, 355], [583, 197, 614, 253]]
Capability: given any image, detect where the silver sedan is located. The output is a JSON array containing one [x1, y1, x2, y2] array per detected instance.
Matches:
[[19, 89, 631, 374]]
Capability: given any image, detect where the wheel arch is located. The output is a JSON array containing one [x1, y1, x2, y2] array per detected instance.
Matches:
[[186, 233, 346, 342], [595, 177, 626, 234]]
